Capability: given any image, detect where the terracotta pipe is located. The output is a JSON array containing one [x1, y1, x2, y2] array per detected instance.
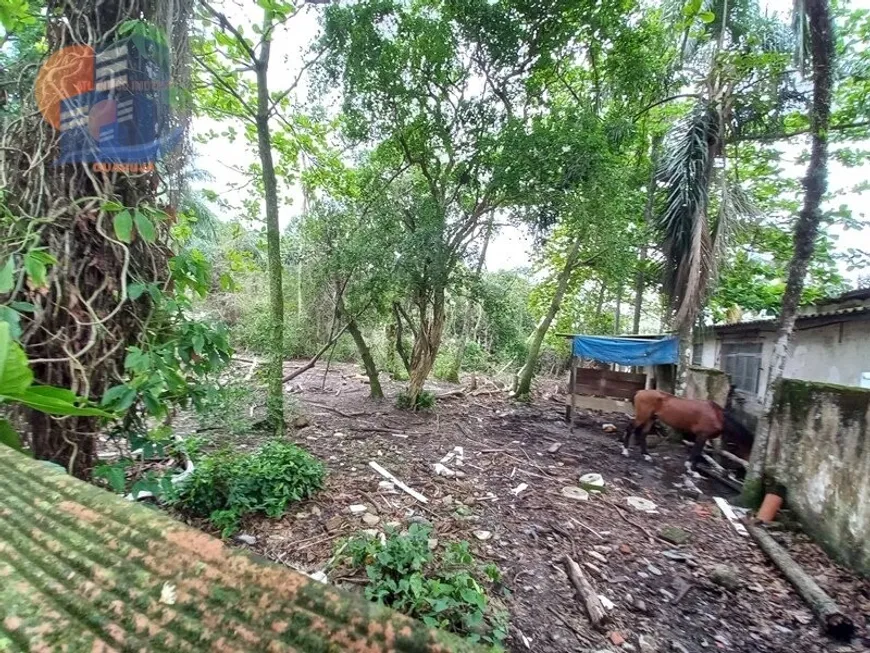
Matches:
[[757, 493, 784, 523]]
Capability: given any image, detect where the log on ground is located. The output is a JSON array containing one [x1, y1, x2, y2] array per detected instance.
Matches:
[[745, 520, 854, 641], [562, 554, 608, 629]]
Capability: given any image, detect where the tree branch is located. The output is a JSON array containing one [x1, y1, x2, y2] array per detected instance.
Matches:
[[633, 93, 703, 120], [199, 0, 260, 64], [268, 48, 326, 117], [192, 53, 257, 122]]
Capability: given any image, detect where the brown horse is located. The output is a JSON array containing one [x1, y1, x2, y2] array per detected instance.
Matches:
[[623, 389, 754, 476]]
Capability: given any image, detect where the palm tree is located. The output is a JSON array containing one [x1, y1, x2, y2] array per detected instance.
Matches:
[[654, 0, 788, 392], [744, 0, 836, 500]]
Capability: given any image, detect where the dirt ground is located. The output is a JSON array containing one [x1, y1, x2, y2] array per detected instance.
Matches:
[[180, 361, 870, 653]]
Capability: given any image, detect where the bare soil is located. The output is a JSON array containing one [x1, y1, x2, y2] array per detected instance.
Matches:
[[179, 361, 870, 653]]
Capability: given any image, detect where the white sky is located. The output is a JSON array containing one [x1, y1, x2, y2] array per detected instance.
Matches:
[[193, 0, 870, 284]]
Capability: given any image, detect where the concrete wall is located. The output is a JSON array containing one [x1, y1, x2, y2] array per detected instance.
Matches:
[[685, 365, 730, 405], [697, 318, 870, 428], [784, 321, 870, 389], [765, 379, 870, 575]]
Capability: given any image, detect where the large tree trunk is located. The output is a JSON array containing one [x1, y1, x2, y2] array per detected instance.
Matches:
[[744, 0, 835, 504], [675, 322, 693, 396], [447, 219, 494, 383], [634, 138, 659, 335], [336, 291, 383, 399], [346, 320, 383, 399], [8, 0, 190, 478], [514, 236, 583, 398], [633, 246, 647, 334], [255, 17, 285, 434]]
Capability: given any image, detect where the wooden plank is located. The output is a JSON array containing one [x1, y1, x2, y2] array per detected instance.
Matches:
[[564, 394, 635, 415], [569, 356, 578, 433], [572, 383, 640, 400], [574, 369, 646, 384]]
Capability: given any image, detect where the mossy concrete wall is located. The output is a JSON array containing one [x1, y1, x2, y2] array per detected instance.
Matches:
[[686, 366, 730, 405], [766, 379, 870, 575]]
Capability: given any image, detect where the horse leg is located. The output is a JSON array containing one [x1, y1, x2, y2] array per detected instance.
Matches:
[[622, 422, 635, 457], [639, 421, 655, 462], [685, 434, 710, 478]]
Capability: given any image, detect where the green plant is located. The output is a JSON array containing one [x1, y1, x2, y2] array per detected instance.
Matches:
[[340, 525, 509, 648], [173, 440, 325, 536], [0, 322, 114, 454], [396, 390, 436, 411]]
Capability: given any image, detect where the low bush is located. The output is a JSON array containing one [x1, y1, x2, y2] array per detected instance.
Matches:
[[173, 440, 324, 536], [339, 524, 509, 648]]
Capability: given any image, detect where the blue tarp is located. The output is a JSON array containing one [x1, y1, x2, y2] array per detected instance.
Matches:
[[571, 335, 679, 367]]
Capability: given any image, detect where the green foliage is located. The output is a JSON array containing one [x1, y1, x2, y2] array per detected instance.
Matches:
[[173, 440, 325, 536], [396, 390, 435, 411], [0, 322, 113, 422], [341, 525, 508, 648], [101, 247, 232, 436]]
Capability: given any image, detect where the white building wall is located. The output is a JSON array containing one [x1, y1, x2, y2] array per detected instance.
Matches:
[[694, 315, 869, 427], [784, 321, 870, 389]]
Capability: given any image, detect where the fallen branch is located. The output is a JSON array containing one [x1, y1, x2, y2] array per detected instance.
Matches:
[[601, 499, 655, 542], [562, 555, 609, 629], [436, 388, 467, 399], [282, 312, 360, 383], [570, 516, 604, 541], [698, 463, 744, 492], [745, 521, 855, 642], [682, 439, 749, 468], [546, 606, 592, 646], [720, 449, 749, 468], [305, 402, 367, 419], [368, 461, 428, 504]]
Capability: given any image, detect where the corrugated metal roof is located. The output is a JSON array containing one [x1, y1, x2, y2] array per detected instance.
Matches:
[[0, 447, 483, 653], [714, 304, 870, 332]]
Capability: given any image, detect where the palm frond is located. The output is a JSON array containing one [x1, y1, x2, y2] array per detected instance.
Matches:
[[708, 171, 759, 294], [655, 101, 719, 328]]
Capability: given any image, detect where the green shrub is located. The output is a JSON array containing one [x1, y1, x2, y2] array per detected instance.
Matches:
[[340, 525, 508, 648], [396, 389, 436, 411], [433, 350, 457, 382], [173, 440, 324, 536]]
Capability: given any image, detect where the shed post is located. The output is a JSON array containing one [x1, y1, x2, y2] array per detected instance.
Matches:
[[569, 347, 578, 433], [644, 365, 654, 389]]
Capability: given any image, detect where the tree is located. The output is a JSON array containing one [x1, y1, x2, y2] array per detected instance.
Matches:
[[512, 4, 673, 397], [1, 2, 194, 477], [193, 0, 327, 431], [318, 0, 613, 405], [744, 0, 836, 502]]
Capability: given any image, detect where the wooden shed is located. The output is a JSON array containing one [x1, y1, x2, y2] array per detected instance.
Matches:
[[562, 334, 679, 427]]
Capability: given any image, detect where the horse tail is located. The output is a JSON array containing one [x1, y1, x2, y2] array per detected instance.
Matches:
[[722, 411, 755, 460]]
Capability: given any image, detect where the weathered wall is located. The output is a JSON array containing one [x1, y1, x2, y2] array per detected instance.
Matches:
[[784, 321, 869, 389], [765, 379, 870, 575], [685, 365, 730, 405], [698, 319, 870, 427]]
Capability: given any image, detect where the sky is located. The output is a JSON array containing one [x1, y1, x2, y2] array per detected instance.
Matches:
[[193, 0, 870, 285]]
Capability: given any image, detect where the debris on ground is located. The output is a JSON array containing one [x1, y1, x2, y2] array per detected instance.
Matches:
[[658, 526, 691, 545], [175, 361, 870, 653], [626, 496, 658, 513], [580, 473, 606, 492], [562, 486, 590, 501]]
